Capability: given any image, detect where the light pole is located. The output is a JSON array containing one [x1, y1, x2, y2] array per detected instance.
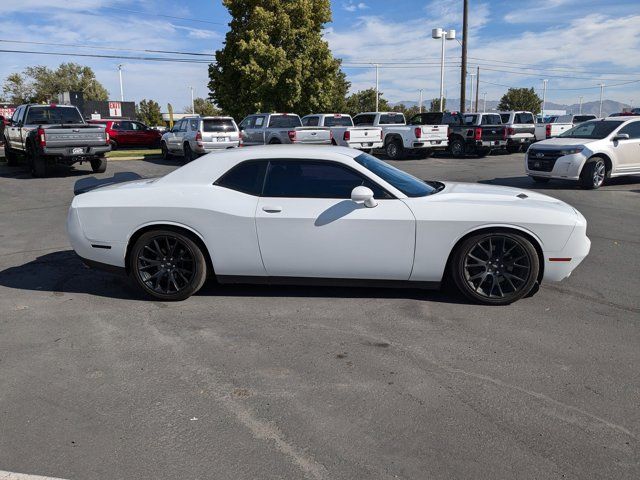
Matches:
[[541, 79, 548, 119], [117, 64, 124, 102], [432, 28, 456, 112], [373, 63, 380, 112], [599, 83, 605, 118], [418, 89, 424, 113], [469, 72, 476, 112], [189, 86, 195, 114], [482, 92, 487, 113], [579, 96, 583, 114]]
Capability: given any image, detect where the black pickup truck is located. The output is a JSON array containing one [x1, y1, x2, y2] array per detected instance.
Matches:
[[409, 112, 507, 157], [3, 104, 111, 177]]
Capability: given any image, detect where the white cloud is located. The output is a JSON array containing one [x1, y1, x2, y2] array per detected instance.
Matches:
[[342, 1, 368, 13]]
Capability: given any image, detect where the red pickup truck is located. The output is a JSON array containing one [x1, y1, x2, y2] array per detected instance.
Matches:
[[89, 119, 161, 149]]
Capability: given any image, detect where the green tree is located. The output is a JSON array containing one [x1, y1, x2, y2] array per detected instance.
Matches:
[[208, 0, 349, 119], [344, 88, 389, 116], [184, 97, 222, 116], [497, 87, 541, 114], [2, 63, 109, 104], [429, 98, 446, 112], [391, 103, 420, 119], [136, 99, 164, 126]]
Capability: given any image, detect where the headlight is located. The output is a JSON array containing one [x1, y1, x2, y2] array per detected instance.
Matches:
[[560, 147, 584, 155]]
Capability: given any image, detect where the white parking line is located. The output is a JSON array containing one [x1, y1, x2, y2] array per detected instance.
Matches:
[[0, 471, 69, 480]]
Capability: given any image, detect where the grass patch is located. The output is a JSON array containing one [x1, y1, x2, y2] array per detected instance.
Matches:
[[107, 149, 162, 159]]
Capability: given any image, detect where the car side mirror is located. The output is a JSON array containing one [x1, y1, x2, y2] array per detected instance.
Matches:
[[613, 133, 629, 141], [351, 186, 377, 208]]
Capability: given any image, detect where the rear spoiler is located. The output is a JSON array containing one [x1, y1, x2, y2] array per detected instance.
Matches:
[[74, 172, 142, 195]]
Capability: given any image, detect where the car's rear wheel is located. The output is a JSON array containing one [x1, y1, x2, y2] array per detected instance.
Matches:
[[130, 230, 207, 301], [91, 156, 107, 173], [161, 142, 171, 160], [531, 176, 550, 184], [451, 232, 540, 305], [183, 143, 194, 162], [449, 138, 465, 157], [385, 139, 404, 159], [109, 140, 118, 151], [476, 148, 490, 158], [506, 145, 521, 154], [580, 157, 606, 189], [27, 143, 50, 177]]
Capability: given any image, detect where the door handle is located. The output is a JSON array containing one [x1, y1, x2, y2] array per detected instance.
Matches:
[[262, 206, 282, 213]]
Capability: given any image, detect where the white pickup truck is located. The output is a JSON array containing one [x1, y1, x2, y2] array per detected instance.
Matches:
[[534, 114, 598, 141], [301, 113, 383, 152], [238, 113, 331, 146], [352, 111, 448, 159]]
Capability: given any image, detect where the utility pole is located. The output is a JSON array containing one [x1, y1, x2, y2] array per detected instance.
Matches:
[[469, 72, 476, 112], [374, 64, 380, 112], [541, 79, 548, 119], [482, 92, 487, 113], [190, 86, 195, 114], [117, 64, 124, 102], [579, 96, 583, 114], [460, 0, 468, 112], [432, 28, 455, 113], [475, 66, 480, 113], [599, 83, 605, 118], [419, 89, 424, 113]]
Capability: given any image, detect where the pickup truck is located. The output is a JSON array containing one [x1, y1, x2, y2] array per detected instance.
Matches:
[[238, 113, 331, 146], [3, 104, 110, 177], [301, 113, 383, 152], [352, 111, 448, 159], [534, 114, 597, 141], [498, 111, 536, 152]]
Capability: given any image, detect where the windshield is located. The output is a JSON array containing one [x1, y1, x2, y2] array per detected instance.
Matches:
[[25, 106, 84, 125], [203, 118, 235, 132], [559, 120, 623, 139], [378, 113, 405, 125], [324, 116, 353, 127], [354, 153, 437, 197], [482, 114, 502, 125]]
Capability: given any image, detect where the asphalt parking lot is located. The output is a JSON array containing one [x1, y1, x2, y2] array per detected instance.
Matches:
[[0, 151, 638, 480]]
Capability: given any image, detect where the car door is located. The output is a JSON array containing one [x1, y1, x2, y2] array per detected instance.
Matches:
[[614, 120, 640, 171], [168, 120, 184, 152], [249, 115, 267, 145], [255, 160, 416, 280], [7, 106, 24, 149]]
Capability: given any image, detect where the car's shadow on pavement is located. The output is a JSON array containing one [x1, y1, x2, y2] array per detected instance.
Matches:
[[0, 250, 470, 304], [0, 164, 93, 179], [480, 175, 640, 190]]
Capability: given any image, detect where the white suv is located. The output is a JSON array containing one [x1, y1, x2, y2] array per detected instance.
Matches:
[[525, 117, 640, 189], [161, 116, 239, 161]]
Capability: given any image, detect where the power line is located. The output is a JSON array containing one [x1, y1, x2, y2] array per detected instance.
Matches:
[[0, 48, 213, 64]]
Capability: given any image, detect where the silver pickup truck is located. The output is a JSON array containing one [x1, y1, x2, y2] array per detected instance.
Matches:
[[238, 113, 331, 146], [3, 104, 110, 177]]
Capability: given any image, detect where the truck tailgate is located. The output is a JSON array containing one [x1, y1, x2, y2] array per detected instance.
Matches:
[[44, 125, 108, 148], [293, 127, 332, 144], [481, 126, 506, 141], [419, 125, 448, 141], [347, 127, 382, 142], [512, 125, 535, 136]]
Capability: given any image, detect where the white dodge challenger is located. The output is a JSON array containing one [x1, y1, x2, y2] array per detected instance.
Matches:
[[67, 146, 590, 305]]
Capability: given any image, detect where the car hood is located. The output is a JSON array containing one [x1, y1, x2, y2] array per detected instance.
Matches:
[[531, 137, 598, 148], [416, 182, 578, 219]]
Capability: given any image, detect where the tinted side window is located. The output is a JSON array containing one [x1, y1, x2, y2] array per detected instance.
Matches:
[[515, 113, 534, 124], [500, 114, 511, 124], [268, 115, 301, 128], [302, 116, 319, 127], [482, 115, 502, 125], [618, 121, 640, 139], [353, 114, 376, 126], [254, 116, 266, 128], [12, 106, 23, 123], [215, 161, 268, 196], [263, 160, 390, 199], [379, 113, 405, 125]]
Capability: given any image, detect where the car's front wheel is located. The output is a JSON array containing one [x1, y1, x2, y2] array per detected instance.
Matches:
[[450, 232, 540, 305], [4, 138, 19, 166], [580, 157, 606, 189], [130, 229, 207, 301], [161, 142, 171, 160]]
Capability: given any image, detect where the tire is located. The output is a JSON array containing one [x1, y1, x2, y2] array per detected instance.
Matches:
[[4, 138, 19, 166], [580, 156, 607, 189], [506, 145, 521, 154], [476, 148, 490, 158], [161, 142, 172, 160], [450, 231, 540, 305], [91, 156, 107, 173], [385, 138, 404, 160], [531, 176, 550, 184], [269, 138, 281, 144], [449, 138, 466, 158], [183, 143, 194, 162], [109, 140, 118, 151], [130, 229, 207, 301], [28, 143, 50, 178]]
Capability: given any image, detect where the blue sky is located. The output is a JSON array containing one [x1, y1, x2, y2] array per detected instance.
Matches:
[[1, 0, 639, 112]]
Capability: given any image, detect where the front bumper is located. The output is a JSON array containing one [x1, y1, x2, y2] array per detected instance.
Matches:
[[525, 152, 586, 180], [542, 211, 591, 282]]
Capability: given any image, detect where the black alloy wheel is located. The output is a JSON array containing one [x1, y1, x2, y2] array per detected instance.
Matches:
[[449, 138, 465, 157]]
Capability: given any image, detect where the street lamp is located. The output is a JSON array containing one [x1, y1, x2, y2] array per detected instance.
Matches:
[[541, 79, 548, 119], [432, 28, 456, 112], [117, 64, 124, 102], [418, 89, 424, 113], [482, 92, 487, 113], [599, 83, 605, 118], [469, 72, 476, 112], [189, 86, 195, 114], [372, 63, 380, 112]]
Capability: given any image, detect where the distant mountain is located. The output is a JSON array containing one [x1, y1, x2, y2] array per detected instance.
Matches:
[[389, 99, 630, 117]]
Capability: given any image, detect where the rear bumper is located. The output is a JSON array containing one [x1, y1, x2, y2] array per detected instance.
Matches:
[[43, 145, 110, 158], [506, 136, 534, 146], [195, 141, 239, 153], [412, 139, 448, 149], [347, 140, 384, 150], [477, 140, 507, 148]]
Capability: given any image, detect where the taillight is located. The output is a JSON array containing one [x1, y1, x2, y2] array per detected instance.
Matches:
[[105, 132, 110, 145], [238, 132, 244, 147], [37, 127, 46, 147], [507, 127, 515, 136], [195, 130, 202, 144], [545, 124, 552, 138], [343, 130, 350, 141], [288, 130, 296, 142], [414, 127, 422, 139], [474, 127, 482, 141], [503, 128, 508, 140], [330, 130, 334, 142]]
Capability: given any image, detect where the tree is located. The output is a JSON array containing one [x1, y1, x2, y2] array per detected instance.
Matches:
[[208, 0, 350, 119], [184, 97, 222, 116], [2, 63, 108, 104], [430, 98, 446, 112], [497, 88, 541, 114], [391, 103, 420, 119], [344, 88, 389, 116], [137, 99, 163, 126]]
